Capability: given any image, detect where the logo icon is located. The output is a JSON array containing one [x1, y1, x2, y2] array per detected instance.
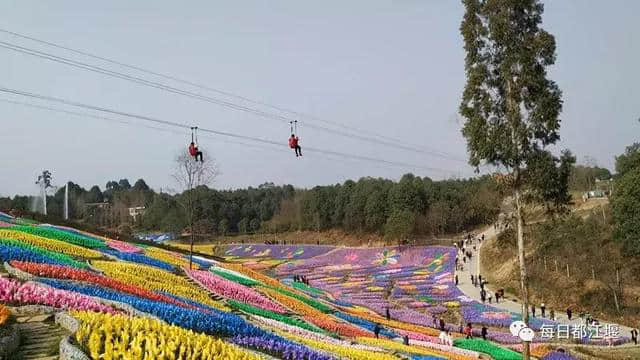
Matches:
[[509, 320, 535, 341]]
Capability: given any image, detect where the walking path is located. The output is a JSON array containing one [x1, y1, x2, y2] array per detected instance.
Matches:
[[455, 225, 636, 340]]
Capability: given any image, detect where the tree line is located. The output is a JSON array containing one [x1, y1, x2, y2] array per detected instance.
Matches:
[[0, 174, 502, 240]]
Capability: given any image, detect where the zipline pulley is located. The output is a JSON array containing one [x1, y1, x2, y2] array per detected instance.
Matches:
[[191, 126, 199, 143], [289, 120, 298, 135]]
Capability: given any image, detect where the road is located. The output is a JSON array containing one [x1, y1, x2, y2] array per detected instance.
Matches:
[[454, 225, 635, 340]]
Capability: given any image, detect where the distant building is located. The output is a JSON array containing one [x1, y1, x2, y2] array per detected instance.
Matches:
[[84, 201, 110, 210], [582, 179, 614, 201], [128, 206, 146, 221]]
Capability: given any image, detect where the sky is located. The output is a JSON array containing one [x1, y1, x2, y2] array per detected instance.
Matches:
[[0, 1, 638, 196]]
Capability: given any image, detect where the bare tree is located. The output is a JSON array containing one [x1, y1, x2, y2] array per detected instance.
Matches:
[[172, 150, 219, 269]]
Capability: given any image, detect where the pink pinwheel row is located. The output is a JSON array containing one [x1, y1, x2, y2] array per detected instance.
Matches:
[[0, 277, 20, 301], [185, 269, 288, 314], [0, 277, 117, 313], [105, 239, 142, 253]]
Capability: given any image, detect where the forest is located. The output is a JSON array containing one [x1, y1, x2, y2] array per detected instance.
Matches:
[[0, 174, 502, 240]]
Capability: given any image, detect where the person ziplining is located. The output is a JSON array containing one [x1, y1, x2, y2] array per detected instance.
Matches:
[[188, 126, 204, 162], [288, 120, 302, 157]]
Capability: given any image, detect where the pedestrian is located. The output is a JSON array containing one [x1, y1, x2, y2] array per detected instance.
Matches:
[[541, 303, 546, 318], [438, 330, 447, 344], [374, 323, 380, 339], [482, 234, 485, 242], [446, 331, 453, 346], [471, 274, 474, 284], [386, 307, 390, 321], [432, 314, 437, 327], [550, 309, 555, 321], [531, 305, 536, 317], [403, 334, 409, 345], [463, 256, 467, 264], [480, 281, 485, 291], [439, 318, 445, 331], [478, 274, 482, 284], [631, 329, 638, 345], [455, 275, 458, 286], [458, 321, 464, 334], [567, 308, 572, 320], [488, 292, 492, 304], [465, 323, 473, 339], [495, 291, 500, 303], [481, 290, 486, 303], [481, 325, 488, 341]]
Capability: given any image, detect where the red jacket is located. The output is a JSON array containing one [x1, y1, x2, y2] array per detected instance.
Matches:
[[289, 137, 298, 148], [188, 144, 197, 156]]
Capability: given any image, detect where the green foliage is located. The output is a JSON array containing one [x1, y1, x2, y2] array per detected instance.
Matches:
[[384, 209, 415, 240], [296, 175, 501, 236], [524, 149, 576, 213], [615, 143, 640, 177], [460, 0, 562, 170], [218, 218, 229, 236], [237, 218, 249, 234], [453, 339, 521, 360], [569, 165, 613, 191], [611, 166, 640, 256]]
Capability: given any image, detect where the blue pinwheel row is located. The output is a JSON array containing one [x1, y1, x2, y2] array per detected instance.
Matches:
[[0, 239, 87, 268], [333, 311, 397, 338], [100, 249, 175, 272]]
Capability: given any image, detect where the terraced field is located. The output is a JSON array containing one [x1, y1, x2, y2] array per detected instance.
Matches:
[[0, 211, 625, 359]]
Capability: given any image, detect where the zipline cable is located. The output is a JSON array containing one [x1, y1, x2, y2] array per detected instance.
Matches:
[[0, 37, 466, 162], [0, 28, 464, 160], [0, 86, 464, 175]]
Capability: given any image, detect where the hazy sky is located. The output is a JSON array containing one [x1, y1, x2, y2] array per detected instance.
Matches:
[[0, 1, 638, 196]]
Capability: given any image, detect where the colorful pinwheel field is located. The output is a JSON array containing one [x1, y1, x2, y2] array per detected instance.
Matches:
[[0, 214, 616, 359]]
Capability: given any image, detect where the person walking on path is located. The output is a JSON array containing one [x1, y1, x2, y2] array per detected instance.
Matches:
[[439, 318, 446, 331], [531, 305, 536, 317], [465, 323, 473, 339], [470, 274, 474, 285], [631, 329, 638, 345], [567, 308, 572, 320], [403, 335, 409, 345], [480, 289, 486, 303], [455, 274, 458, 286], [432, 314, 438, 327], [541, 303, 546, 318], [373, 324, 381, 339], [386, 307, 390, 321], [550, 309, 555, 321], [481, 326, 488, 341], [458, 321, 464, 334]]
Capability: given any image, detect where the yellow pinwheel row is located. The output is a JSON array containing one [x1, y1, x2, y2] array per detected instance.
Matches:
[[219, 263, 285, 289], [357, 337, 475, 360], [278, 331, 398, 360], [91, 260, 227, 311], [0, 229, 102, 259], [73, 311, 260, 360], [143, 247, 191, 269]]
